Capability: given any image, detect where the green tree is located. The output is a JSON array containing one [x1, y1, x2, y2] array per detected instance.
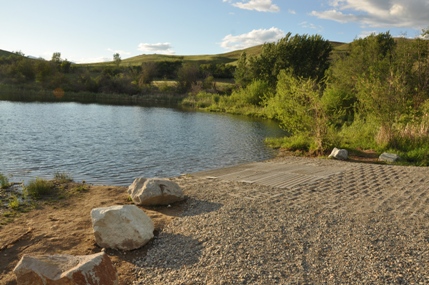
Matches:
[[35, 60, 53, 83], [249, 33, 332, 86], [60, 59, 72, 73], [324, 32, 397, 128], [51, 52, 62, 63], [421, 27, 429, 39], [177, 63, 200, 92], [113, 53, 121, 66], [234, 52, 251, 87], [139, 62, 158, 86], [264, 70, 328, 153]]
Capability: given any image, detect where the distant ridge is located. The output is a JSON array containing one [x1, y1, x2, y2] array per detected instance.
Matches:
[[0, 49, 16, 57], [1, 40, 348, 66]]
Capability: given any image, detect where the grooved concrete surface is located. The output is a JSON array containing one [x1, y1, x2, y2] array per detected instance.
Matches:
[[193, 161, 346, 189]]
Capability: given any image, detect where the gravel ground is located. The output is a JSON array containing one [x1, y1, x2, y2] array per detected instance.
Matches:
[[132, 157, 429, 284]]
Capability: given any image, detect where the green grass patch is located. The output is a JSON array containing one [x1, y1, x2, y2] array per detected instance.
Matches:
[[24, 178, 55, 199], [72, 184, 89, 193], [265, 135, 311, 152], [182, 91, 220, 108], [8, 195, 20, 210], [0, 173, 10, 189]]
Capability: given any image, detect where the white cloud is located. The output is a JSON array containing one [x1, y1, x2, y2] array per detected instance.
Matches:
[[220, 27, 285, 51], [137, 43, 175, 54], [226, 0, 280, 12], [107, 48, 131, 55], [357, 30, 378, 39], [288, 9, 296, 14], [311, 0, 429, 29], [300, 21, 322, 30]]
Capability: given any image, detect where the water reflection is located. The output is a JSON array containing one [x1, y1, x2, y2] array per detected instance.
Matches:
[[0, 101, 285, 185]]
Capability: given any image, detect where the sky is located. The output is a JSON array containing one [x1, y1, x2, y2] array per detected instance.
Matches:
[[1, 0, 428, 63]]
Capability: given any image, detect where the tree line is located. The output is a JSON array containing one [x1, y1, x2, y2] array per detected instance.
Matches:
[[184, 31, 429, 164], [0, 52, 235, 95]]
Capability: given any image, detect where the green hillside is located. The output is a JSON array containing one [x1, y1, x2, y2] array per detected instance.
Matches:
[[1, 40, 346, 67], [85, 44, 265, 67], [0, 49, 17, 57], [88, 41, 345, 67]]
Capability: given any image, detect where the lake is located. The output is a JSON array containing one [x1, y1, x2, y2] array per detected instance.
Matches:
[[0, 101, 285, 185]]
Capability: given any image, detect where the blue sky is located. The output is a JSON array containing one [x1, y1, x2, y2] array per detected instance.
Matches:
[[1, 0, 428, 63]]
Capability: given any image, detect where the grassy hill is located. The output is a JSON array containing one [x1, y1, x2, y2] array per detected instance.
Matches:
[[93, 41, 346, 67], [0, 49, 17, 57], [2, 41, 346, 67], [86, 44, 265, 67]]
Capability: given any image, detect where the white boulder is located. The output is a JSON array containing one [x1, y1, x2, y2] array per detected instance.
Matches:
[[13, 252, 118, 285], [91, 205, 154, 251], [127, 178, 184, 206], [328, 148, 349, 160]]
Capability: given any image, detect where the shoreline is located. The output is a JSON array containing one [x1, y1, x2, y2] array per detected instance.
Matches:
[[2, 156, 429, 284]]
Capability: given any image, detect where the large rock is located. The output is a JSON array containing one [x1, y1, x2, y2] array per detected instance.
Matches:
[[127, 178, 184, 206], [379, 152, 400, 163], [328, 147, 348, 160], [13, 252, 118, 285], [91, 205, 154, 250]]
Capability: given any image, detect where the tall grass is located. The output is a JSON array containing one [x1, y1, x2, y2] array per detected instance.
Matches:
[[0, 173, 10, 189], [24, 178, 54, 199], [54, 172, 73, 183]]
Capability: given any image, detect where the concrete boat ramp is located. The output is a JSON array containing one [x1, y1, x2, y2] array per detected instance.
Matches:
[[192, 160, 346, 190]]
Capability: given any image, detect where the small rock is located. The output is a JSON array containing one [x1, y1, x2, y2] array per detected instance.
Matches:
[[328, 148, 348, 160], [13, 252, 118, 285], [127, 178, 184, 206], [379, 152, 400, 163]]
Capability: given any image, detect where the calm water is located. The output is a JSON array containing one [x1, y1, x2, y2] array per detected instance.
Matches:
[[0, 101, 285, 185]]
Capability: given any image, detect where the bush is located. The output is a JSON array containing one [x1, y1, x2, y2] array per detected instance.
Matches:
[[0, 173, 10, 189], [54, 172, 73, 183], [337, 116, 379, 150], [8, 195, 20, 210], [24, 178, 54, 199], [401, 147, 429, 166], [264, 70, 328, 153], [182, 91, 219, 108], [229, 80, 270, 106]]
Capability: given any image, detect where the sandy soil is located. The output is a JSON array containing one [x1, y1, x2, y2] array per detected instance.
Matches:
[[0, 183, 183, 285]]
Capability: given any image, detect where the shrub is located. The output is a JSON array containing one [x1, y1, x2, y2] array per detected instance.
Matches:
[[0, 173, 10, 189], [401, 147, 429, 166], [24, 178, 54, 199], [8, 195, 20, 210], [182, 91, 220, 108], [264, 70, 328, 153], [337, 116, 379, 150], [54, 172, 73, 183], [230, 79, 270, 106]]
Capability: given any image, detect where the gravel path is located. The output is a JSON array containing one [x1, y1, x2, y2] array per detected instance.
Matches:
[[133, 157, 429, 284]]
